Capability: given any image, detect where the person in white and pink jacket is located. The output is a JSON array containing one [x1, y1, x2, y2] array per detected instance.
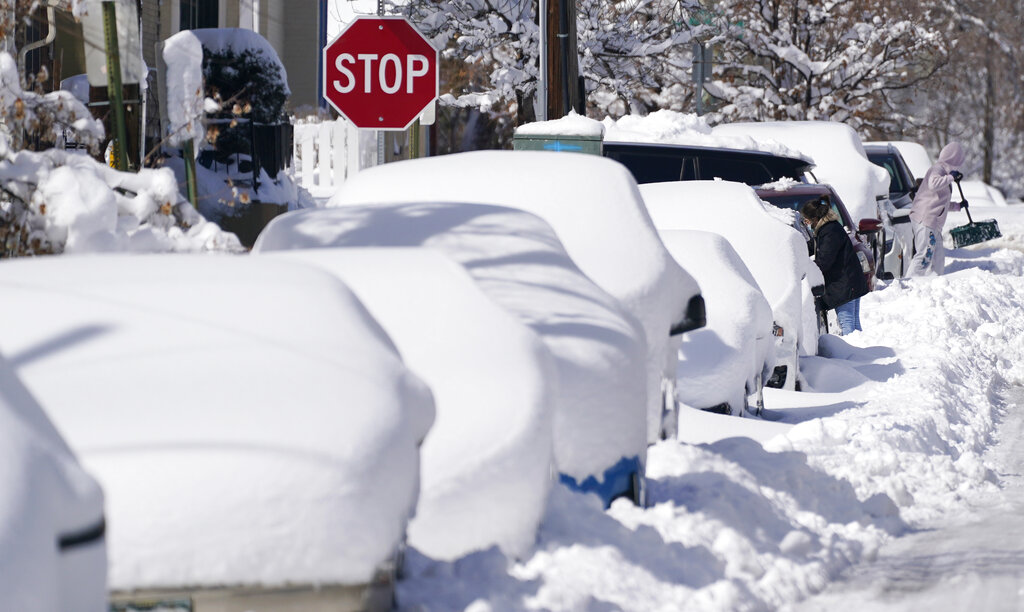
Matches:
[[908, 141, 967, 276]]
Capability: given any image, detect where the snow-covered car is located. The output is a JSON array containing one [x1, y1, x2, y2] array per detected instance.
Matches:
[[329, 150, 704, 443], [656, 230, 775, 416], [864, 142, 919, 209], [0, 255, 435, 611], [757, 182, 878, 292], [953, 179, 1008, 208], [602, 141, 813, 185], [264, 248, 556, 561], [254, 202, 650, 507], [714, 121, 912, 280], [0, 355, 106, 612], [870, 139, 933, 181], [638, 180, 824, 391]]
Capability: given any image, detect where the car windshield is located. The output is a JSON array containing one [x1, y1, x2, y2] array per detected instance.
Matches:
[[760, 193, 850, 232]]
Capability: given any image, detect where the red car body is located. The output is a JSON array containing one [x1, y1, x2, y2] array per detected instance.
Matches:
[[756, 183, 877, 292]]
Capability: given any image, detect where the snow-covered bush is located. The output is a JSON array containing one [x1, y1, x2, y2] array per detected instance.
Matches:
[[191, 28, 290, 160]]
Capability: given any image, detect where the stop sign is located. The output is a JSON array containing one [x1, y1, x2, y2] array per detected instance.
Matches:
[[322, 16, 438, 130]]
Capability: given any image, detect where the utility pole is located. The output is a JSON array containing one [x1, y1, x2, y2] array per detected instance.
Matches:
[[544, 0, 582, 120]]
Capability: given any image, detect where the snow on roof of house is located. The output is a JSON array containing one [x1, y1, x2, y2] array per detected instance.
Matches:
[[0, 254, 434, 590], [602, 110, 811, 162]]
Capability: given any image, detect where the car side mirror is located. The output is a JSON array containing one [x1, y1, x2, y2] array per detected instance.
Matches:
[[857, 218, 883, 234]]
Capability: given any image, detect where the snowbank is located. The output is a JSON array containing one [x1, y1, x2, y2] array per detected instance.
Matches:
[[254, 202, 648, 501], [603, 110, 810, 162], [330, 150, 701, 443], [0, 147, 242, 255], [0, 356, 106, 612], [714, 121, 889, 223], [0, 255, 434, 589], [658, 230, 775, 413], [265, 248, 555, 561]]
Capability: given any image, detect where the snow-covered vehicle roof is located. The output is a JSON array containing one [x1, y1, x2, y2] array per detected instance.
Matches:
[[602, 110, 811, 162], [953, 179, 1008, 208], [0, 356, 106, 612], [638, 180, 821, 360], [657, 230, 775, 414], [254, 202, 648, 505], [713, 121, 890, 223], [330, 150, 702, 443], [0, 255, 434, 593], [868, 140, 933, 180], [264, 248, 555, 561]]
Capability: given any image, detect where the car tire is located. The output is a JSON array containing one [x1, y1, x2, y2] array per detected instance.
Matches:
[[629, 470, 647, 508]]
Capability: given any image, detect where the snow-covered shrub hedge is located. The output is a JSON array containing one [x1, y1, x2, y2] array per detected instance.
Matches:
[[193, 28, 290, 160]]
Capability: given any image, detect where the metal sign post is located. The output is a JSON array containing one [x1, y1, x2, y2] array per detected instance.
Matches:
[[102, 1, 130, 171]]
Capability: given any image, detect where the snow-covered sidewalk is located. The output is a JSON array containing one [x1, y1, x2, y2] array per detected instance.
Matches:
[[397, 206, 1024, 611]]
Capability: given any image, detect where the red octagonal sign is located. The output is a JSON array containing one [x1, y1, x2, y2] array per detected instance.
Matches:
[[323, 16, 438, 130]]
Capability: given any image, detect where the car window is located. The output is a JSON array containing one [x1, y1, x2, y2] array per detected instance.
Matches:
[[698, 155, 774, 184], [867, 153, 910, 195], [603, 150, 685, 183], [761, 194, 852, 232]]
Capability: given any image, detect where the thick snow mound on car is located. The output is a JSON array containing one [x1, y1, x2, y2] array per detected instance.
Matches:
[[267, 248, 556, 561], [639, 180, 817, 357], [330, 150, 700, 443], [0, 255, 433, 590], [658, 230, 775, 411], [714, 120, 889, 223], [0, 357, 106, 612], [255, 202, 648, 488]]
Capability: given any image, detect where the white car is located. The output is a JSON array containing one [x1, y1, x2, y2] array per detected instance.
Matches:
[[638, 180, 823, 391], [657, 230, 775, 416], [329, 150, 704, 443], [254, 202, 650, 506], [0, 255, 435, 611], [715, 121, 913, 279], [0, 355, 106, 612], [266, 248, 556, 561]]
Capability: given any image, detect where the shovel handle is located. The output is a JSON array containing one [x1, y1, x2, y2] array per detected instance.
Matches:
[[954, 177, 974, 224]]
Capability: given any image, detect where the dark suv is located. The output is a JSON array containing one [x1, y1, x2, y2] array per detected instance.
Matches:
[[864, 143, 918, 209], [602, 142, 814, 186]]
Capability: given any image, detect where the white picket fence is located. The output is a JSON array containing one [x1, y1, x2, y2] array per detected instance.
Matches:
[[292, 119, 376, 198]]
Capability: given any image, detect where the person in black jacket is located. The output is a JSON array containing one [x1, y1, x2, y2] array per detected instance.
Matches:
[[800, 198, 869, 335]]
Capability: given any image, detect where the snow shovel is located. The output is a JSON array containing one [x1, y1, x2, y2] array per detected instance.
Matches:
[[949, 177, 1001, 248]]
